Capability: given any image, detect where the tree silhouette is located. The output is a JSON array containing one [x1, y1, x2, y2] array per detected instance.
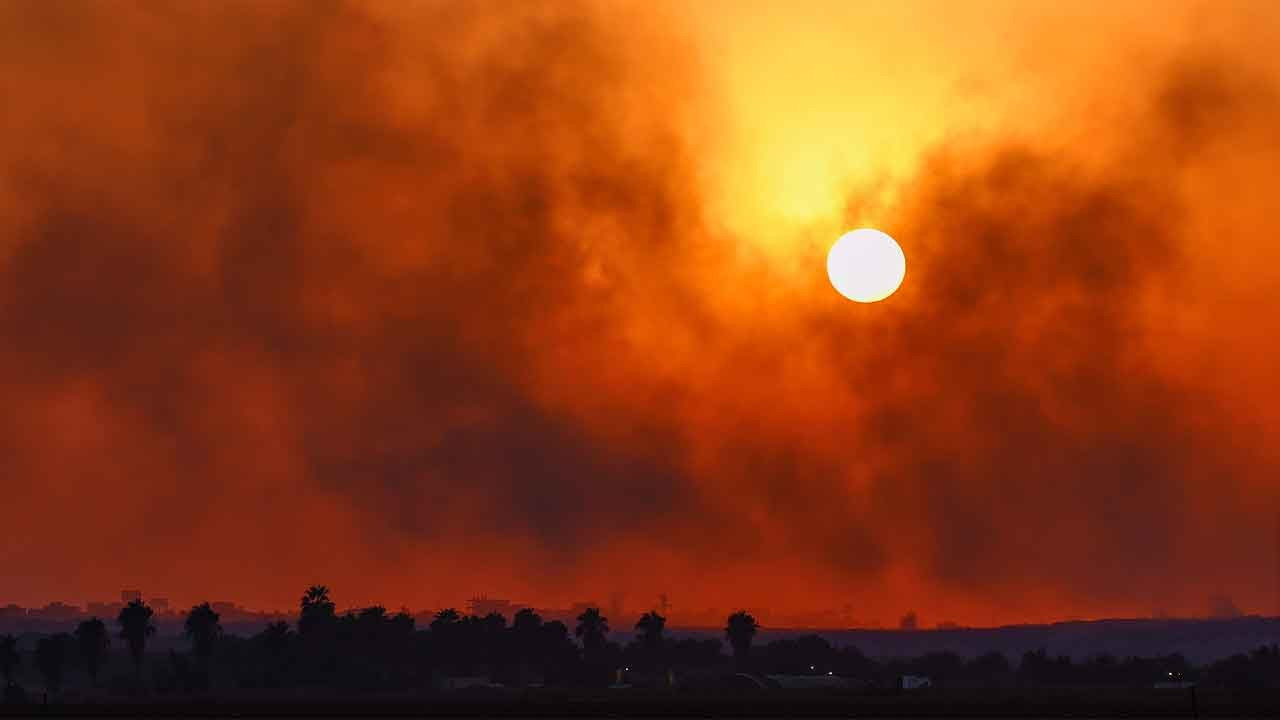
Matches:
[[573, 609, 611, 686], [428, 608, 463, 675], [117, 599, 156, 682], [255, 621, 293, 687], [0, 634, 19, 687], [354, 605, 409, 669], [184, 602, 223, 662], [298, 585, 336, 637], [574, 608, 609, 663], [511, 608, 542, 661], [512, 608, 542, 634], [480, 612, 506, 634], [1, 588, 1268, 695], [634, 611, 667, 671], [430, 608, 461, 631], [725, 610, 759, 667], [389, 610, 415, 636], [358, 605, 387, 624], [539, 620, 578, 684], [509, 609, 543, 683], [35, 634, 68, 694], [635, 611, 667, 651], [259, 621, 292, 657], [74, 618, 110, 686], [385, 610, 416, 671], [479, 612, 509, 680]]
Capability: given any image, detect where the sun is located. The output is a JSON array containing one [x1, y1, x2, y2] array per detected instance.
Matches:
[[826, 228, 906, 303]]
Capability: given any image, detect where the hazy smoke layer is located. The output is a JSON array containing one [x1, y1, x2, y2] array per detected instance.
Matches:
[[1, 0, 1277, 624]]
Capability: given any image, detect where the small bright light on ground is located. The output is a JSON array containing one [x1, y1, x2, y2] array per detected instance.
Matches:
[[826, 228, 906, 303]]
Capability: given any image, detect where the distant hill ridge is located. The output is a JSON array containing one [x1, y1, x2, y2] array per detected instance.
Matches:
[[663, 616, 1280, 664]]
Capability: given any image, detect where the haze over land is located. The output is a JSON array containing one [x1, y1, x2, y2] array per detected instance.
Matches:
[[2, 0, 1279, 626]]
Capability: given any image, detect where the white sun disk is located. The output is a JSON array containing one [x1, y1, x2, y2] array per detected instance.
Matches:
[[826, 228, 906, 303]]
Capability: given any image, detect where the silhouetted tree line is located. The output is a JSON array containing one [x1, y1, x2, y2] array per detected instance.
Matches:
[[2, 590, 1278, 702]]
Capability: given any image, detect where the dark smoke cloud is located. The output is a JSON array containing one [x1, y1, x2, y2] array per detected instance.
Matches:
[[811, 55, 1279, 616], [0, 0, 1277, 622], [0, 0, 718, 603]]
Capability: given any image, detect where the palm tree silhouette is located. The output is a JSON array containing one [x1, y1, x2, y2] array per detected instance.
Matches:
[[184, 602, 223, 663], [635, 611, 667, 651], [298, 585, 336, 637], [74, 618, 110, 686], [510, 608, 543, 682], [0, 634, 19, 687], [302, 585, 331, 606], [635, 611, 668, 674], [725, 610, 759, 667], [117, 599, 156, 683], [574, 607, 609, 661], [35, 634, 68, 695]]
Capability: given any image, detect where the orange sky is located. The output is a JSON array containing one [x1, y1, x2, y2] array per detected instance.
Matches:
[[2, 0, 1279, 627]]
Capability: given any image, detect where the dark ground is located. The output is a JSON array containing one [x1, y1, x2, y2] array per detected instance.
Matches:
[[2, 688, 1278, 718]]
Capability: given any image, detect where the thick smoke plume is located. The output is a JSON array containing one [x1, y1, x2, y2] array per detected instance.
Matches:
[[1, 0, 1277, 624]]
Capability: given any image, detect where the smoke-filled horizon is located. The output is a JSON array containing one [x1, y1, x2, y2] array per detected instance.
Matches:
[[2, 0, 1279, 626]]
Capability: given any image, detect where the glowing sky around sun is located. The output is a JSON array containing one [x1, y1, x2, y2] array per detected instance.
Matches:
[[1, 0, 1279, 626]]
